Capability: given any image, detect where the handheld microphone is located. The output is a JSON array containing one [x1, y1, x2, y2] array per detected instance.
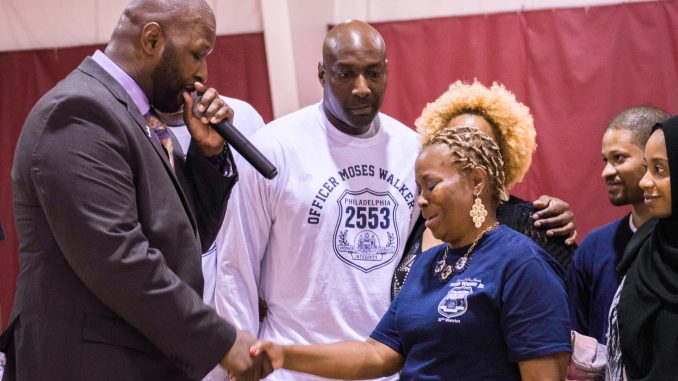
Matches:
[[193, 97, 278, 179]]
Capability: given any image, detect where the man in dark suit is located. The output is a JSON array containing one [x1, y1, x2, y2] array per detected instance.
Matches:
[[0, 0, 270, 380]]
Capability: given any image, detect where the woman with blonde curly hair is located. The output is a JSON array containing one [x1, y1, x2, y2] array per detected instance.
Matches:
[[392, 80, 575, 298], [250, 125, 572, 380], [417, 80, 536, 193]]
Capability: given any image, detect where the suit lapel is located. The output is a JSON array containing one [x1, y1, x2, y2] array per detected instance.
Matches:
[[76, 57, 199, 237]]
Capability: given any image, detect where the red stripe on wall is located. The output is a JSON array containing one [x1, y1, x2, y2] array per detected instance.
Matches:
[[2, 1, 678, 329]]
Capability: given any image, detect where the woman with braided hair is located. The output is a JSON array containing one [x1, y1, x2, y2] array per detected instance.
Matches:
[[249, 125, 571, 380], [392, 80, 575, 299]]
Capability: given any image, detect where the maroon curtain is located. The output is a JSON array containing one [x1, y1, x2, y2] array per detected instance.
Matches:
[[374, 0, 678, 244], [0, 33, 271, 328], [2, 1, 678, 328]]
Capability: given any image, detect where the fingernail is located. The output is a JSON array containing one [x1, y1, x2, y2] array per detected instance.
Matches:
[[198, 104, 205, 112], [250, 345, 258, 356], [201, 117, 208, 124], [211, 117, 219, 124]]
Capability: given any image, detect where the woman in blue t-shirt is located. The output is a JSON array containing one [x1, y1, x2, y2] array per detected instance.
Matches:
[[251, 123, 572, 380]]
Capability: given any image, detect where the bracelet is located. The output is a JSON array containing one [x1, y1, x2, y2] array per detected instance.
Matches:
[[207, 143, 229, 165]]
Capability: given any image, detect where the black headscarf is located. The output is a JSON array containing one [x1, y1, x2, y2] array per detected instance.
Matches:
[[618, 116, 678, 380]]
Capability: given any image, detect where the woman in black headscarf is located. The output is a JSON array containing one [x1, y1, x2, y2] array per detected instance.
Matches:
[[606, 115, 678, 380]]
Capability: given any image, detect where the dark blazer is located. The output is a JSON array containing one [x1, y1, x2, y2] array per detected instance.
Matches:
[[0, 57, 237, 380]]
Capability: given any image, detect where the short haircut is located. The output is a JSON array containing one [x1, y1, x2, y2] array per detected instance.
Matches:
[[606, 105, 670, 147]]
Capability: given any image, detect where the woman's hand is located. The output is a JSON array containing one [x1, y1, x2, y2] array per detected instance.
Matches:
[[250, 340, 285, 370], [248, 338, 403, 379]]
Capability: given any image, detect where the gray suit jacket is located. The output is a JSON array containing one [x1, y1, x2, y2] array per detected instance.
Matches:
[[1, 57, 237, 380]]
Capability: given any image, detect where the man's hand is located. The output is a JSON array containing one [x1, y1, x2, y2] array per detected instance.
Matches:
[[532, 195, 577, 245], [182, 82, 233, 157], [220, 330, 273, 381]]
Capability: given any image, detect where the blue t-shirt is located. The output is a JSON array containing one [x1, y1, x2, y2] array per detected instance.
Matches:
[[566, 214, 631, 343], [370, 225, 571, 380]]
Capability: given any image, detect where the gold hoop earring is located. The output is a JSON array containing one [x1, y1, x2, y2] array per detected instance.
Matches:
[[470, 192, 487, 228]]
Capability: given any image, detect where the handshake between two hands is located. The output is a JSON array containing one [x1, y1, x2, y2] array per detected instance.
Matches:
[[220, 329, 282, 381]]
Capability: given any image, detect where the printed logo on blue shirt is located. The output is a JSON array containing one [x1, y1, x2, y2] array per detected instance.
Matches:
[[438, 278, 484, 322], [333, 188, 399, 273]]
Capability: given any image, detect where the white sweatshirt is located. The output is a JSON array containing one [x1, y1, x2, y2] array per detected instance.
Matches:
[[214, 102, 419, 381]]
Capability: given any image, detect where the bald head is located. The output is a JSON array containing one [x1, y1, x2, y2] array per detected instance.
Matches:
[[319, 20, 388, 136], [104, 0, 216, 112], [110, 0, 214, 40], [322, 20, 386, 63]]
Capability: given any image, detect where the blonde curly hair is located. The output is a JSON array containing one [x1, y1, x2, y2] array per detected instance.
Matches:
[[416, 80, 536, 192]]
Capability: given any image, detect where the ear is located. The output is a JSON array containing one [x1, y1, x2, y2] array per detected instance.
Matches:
[[318, 62, 326, 86], [470, 167, 488, 196], [140, 22, 165, 55]]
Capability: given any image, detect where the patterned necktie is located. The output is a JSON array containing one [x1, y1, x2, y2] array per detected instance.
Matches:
[[144, 111, 175, 170]]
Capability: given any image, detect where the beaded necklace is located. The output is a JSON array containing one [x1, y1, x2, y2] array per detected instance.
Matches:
[[434, 222, 500, 281]]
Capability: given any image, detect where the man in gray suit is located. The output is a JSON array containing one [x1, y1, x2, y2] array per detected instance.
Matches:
[[0, 0, 270, 380]]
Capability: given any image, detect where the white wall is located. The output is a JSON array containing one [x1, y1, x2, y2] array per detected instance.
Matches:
[[0, 0, 652, 117], [332, 0, 645, 23], [0, 0, 262, 51]]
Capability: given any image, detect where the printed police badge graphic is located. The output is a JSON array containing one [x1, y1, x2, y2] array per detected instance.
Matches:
[[333, 189, 399, 272], [438, 285, 473, 319]]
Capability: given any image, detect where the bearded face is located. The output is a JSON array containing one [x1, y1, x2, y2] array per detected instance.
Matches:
[[150, 42, 186, 113]]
